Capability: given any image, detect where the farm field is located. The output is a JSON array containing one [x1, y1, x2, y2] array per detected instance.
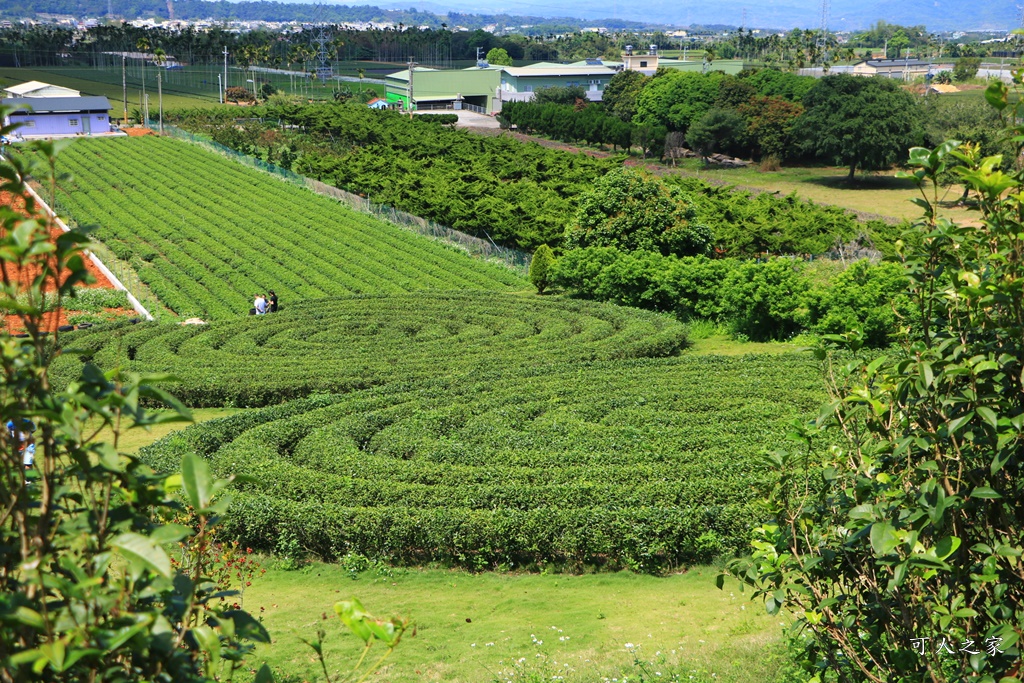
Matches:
[[141, 349, 824, 571], [51, 292, 688, 406], [665, 158, 978, 225], [44, 137, 524, 319]]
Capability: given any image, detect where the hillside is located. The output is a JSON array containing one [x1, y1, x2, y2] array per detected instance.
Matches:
[[48, 137, 524, 319]]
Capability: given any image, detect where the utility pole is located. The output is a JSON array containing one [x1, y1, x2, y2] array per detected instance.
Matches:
[[217, 74, 223, 103], [223, 46, 229, 102], [121, 54, 127, 125], [407, 56, 417, 119]]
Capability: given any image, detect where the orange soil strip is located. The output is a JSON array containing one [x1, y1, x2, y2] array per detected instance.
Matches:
[[1, 190, 125, 333], [123, 127, 156, 137]]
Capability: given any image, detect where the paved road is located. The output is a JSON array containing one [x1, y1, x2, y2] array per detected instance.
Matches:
[[416, 110, 502, 129]]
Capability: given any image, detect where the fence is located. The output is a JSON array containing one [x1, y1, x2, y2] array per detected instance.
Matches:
[[156, 122, 532, 274]]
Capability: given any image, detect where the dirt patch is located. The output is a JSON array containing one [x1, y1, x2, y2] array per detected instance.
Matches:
[[124, 127, 157, 137]]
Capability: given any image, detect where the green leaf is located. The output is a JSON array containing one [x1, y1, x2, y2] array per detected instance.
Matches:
[[111, 532, 171, 579], [181, 453, 214, 510], [869, 521, 900, 555], [192, 625, 221, 670], [976, 406, 998, 430], [223, 610, 271, 643], [970, 487, 1002, 499], [985, 81, 1008, 110], [953, 608, 979, 618], [254, 664, 276, 683], [935, 536, 961, 561]]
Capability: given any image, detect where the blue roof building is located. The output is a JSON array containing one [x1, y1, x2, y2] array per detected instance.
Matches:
[[2, 96, 113, 137]]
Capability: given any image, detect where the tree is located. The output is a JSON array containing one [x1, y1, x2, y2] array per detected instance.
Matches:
[[634, 70, 725, 134], [533, 84, 587, 106], [686, 107, 745, 160], [725, 85, 1024, 682], [738, 95, 804, 160], [529, 244, 555, 293], [565, 168, 711, 257], [794, 73, 921, 179], [485, 47, 513, 66], [953, 56, 981, 82], [602, 69, 649, 122]]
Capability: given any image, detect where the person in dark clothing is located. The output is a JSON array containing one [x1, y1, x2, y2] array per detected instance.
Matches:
[[268, 291, 278, 313]]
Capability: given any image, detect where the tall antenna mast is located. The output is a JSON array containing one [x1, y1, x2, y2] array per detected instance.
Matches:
[[312, 3, 333, 83], [816, 0, 830, 67]]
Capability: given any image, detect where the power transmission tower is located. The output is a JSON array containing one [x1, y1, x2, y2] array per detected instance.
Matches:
[[311, 3, 333, 83], [816, 0, 830, 67]]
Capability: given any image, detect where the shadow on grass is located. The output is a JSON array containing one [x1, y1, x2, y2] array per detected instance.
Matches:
[[799, 173, 919, 192]]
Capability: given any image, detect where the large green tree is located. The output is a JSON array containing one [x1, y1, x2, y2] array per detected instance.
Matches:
[[485, 47, 514, 66], [794, 73, 921, 179], [633, 70, 725, 133], [602, 69, 650, 122]]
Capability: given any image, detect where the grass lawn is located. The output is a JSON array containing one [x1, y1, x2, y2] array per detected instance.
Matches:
[[93, 407, 245, 454], [246, 564, 787, 683], [664, 158, 978, 225]]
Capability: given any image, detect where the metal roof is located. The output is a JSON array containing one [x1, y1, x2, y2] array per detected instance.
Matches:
[[501, 65, 616, 77], [3, 81, 80, 97], [3, 96, 112, 113]]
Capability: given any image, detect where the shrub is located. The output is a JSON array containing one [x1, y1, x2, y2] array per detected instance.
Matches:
[[529, 244, 555, 293]]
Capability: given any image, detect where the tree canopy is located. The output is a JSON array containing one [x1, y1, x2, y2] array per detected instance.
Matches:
[[794, 73, 921, 178], [485, 47, 514, 66]]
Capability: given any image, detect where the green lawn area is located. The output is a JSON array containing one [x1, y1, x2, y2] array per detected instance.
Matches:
[[664, 158, 978, 225], [247, 564, 787, 683], [93, 407, 245, 454]]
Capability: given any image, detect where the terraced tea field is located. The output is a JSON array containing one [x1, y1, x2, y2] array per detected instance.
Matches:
[[143, 351, 823, 571], [48, 137, 523, 319], [52, 292, 688, 406]]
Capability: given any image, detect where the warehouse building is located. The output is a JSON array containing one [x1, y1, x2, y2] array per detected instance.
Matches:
[[2, 96, 113, 137]]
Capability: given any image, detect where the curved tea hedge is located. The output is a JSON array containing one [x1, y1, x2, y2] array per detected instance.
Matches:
[[141, 352, 824, 572], [50, 137, 524, 319], [51, 292, 688, 406]]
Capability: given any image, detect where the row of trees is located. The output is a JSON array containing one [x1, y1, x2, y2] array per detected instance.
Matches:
[[505, 66, 1008, 180]]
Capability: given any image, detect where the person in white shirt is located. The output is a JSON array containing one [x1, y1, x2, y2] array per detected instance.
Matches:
[[254, 294, 267, 315]]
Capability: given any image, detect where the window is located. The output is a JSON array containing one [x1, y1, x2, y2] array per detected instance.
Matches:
[[97, 115, 106, 121], [639, 60, 648, 67], [524, 84, 533, 92], [69, 118, 79, 126], [24, 120, 35, 128]]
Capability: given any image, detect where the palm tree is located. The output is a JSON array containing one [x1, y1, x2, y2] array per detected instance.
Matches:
[[153, 47, 165, 133]]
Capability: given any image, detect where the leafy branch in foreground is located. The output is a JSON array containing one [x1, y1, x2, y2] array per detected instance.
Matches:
[[0, 109, 409, 682], [722, 77, 1024, 682]]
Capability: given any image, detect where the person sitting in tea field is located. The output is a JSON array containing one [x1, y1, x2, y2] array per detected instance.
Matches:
[[268, 290, 278, 313]]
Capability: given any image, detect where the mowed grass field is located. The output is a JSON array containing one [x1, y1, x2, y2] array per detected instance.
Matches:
[[666, 158, 977, 225], [247, 564, 787, 683]]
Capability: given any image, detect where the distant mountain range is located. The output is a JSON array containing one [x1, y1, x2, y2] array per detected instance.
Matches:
[[381, 0, 1015, 32], [4, 0, 1015, 32]]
